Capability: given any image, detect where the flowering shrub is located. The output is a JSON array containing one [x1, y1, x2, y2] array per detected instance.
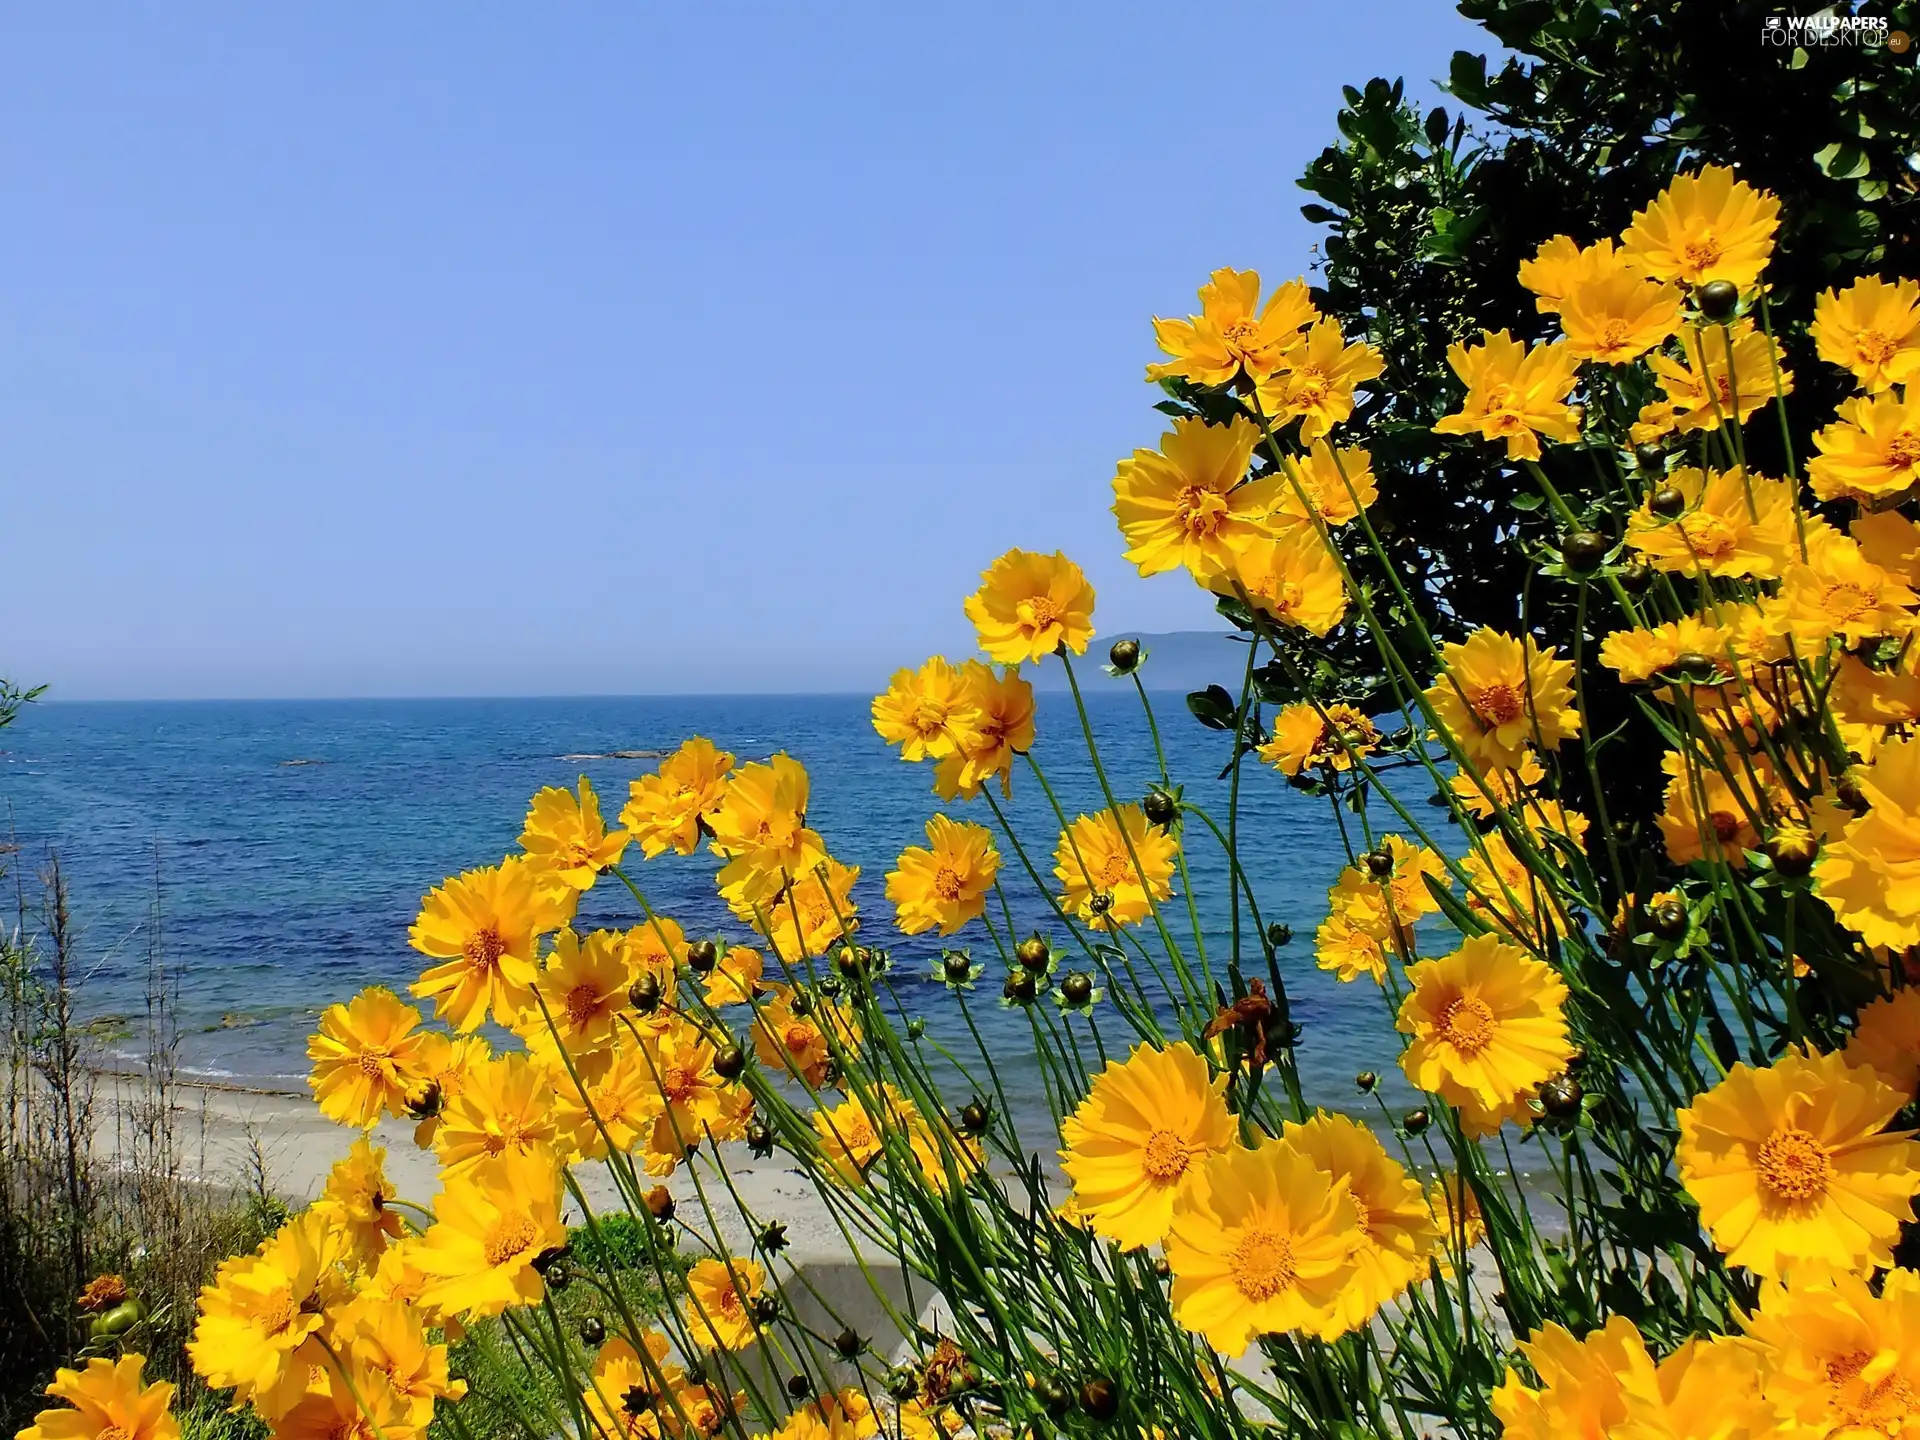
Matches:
[[24, 167, 1920, 1440]]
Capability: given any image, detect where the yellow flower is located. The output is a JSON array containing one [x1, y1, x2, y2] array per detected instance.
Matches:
[[403, 1032, 488, 1149], [1059, 1041, 1235, 1251], [963, 549, 1096, 665], [815, 1084, 979, 1191], [886, 814, 999, 936], [1111, 416, 1276, 583], [1447, 751, 1546, 819], [872, 657, 983, 762], [1164, 1138, 1362, 1350], [1211, 527, 1347, 635], [1461, 830, 1567, 945], [432, 1052, 561, 1176], [1743, 1268, 1920, 1439], [1328, 834, 1449, 929], [1558, 267, 1683, 364], [756, 856, 861, 963], [18, 1356, 178, 1440], [1423, 628, 1580, 771], [1814, 274, 1920, 393], [621, 738, 735, 859], [751, 984, 841, 1088], [1776, 525, 1916, 647], [519, 775, 629, 890], [771, 1391, 878, 1440], [702, 945, 764, 1007], [1626, 465, 1796, 579], [1845, 987, 1920, 1099], [1517, 235, 1622, 313], [188, 1212, 348, 1418], [710, 755, 826, 911], [1259, 702, 1378, 777], [1817, 736, 1920, 948], [1427, 1173, 1487, 1261], [1620, 165, 1780, 288], [315, 1138, 403, 1269], [1146, 267, 1316, 387], [1810, 386, 1920, 505], [269, 1373, 416, 1440], [931, 662, 1035, 800], [638, 1021, 754, 1174], [1431, 330, 1581, 462], [1646, 320, 1793, 435], [1676, 1045, 1920, 1278], [413, 1149, 566, 1318], [682, 1257, 765, 1352], [1276, 441, 1378, 526], [1658, 750, 1775, 870], [340, 1295, 466, 1429], [1281, 1112, 1437, 1335], [1598, 613, 1733, 684], [307, 986, 430, 1128], [1053, 804, 1178, 931], [1314, 904, 1390, 984], [1490, 1316, 1654, 1440], [1253, 317, 1385, 442], [1397, 934, 1574, 1117], [1613, 1334, 1776, 1440], [528, 926, 633, 1054], [582, 1333, 677, 1440], [410, 858, 565, 1032]]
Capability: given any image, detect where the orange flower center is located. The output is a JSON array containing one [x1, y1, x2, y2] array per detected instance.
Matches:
[[1599, 318, 1635, 354], [565, 984, 603, 1028], [465, 926, 506, 973], [1481, 383, 1521, 419], [1140, 1129, 1191, 1182], [1221, 316, 1262, 354], [911, 699, 950, 736], [1683, 237, 1724, 273], [482, 1117, 529, 1156], [1229, 1223, 1298, 1301], [1094, 852, 1133, 890], [1176, 485, 1231, 539], [257, 1288, 297, 1337], [1821, 582, 1879, 623], [1856, 329, 1901, 367], [1471, 682, 1524, 728], [1267, 580, 1305, 617], [661, 1065, 699, 1102], [355, 1046, 393, 1078], [716, 1284, 745, 1317], [1710, 810, 1742, 843], [783, 1022, 817, 1053], [1887, 430, 1920, 470], [96, 1427, 131, 1440], [1289, 367, 1329, 407], [1438, 996, 1498, 1056], [1679, 514, 1738, 563], [1828, 1351, 1918, 1426], [484, 1214, 540, 1268], [932, 866, 965, 903], [1022, 596, 1062, 631], [1755, 1125, 1832, 1203]]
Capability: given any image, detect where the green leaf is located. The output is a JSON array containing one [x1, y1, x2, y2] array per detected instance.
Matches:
[[1186, 685, 1238, 731], [1509, 491, 1546, 512], [1815, 142, 1870, 180]]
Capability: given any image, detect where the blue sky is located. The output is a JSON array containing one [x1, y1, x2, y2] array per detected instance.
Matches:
[[5, 4, 1491, 699]]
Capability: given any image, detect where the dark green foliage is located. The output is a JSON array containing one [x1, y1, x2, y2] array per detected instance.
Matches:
[[1296, 0, 1920, 646], [566, 1213, 649, 1272]]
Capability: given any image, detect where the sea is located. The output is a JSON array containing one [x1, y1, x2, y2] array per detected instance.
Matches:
[[0, 692, 1425, 1136]]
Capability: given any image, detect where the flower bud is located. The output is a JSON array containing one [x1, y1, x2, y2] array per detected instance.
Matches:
[[1108, 638, 1141, 674], [960, 1099, 990, 1135], [1266, 922, 1294, 948], [1559, 530, 1609, 576], [579, 1316, 606, 1347], [1061, 972, 1094, 1006], [1365, 847, 1395, 878], [1765, 828, 1818, 877], [785, 1375, 813, 1401], [1650, 899, 1690, 940], [1004, 972, 1037, 1004], [834, 1328, 864, 1359], [1402, 1107, 1431, 1135], [1697, 279, 1739, 322], [943, 952, 974, 984], [628, 974, 662, 1015], [1142, 788, 1178, 827], [713, 1043, 746, 1080], [686, 939, 718, 975], [1539, 1073, 1584, 1120], [1649, 486, 1687, 519], [1078, 1377, 1120, 1421], [1016, 937, 1051, 971], [1355, 1070, 1378, 1094]]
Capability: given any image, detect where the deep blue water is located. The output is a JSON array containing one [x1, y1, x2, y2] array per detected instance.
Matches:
[[0, 693, 1415, 1124]]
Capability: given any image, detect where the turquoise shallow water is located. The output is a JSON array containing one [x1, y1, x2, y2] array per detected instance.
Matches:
[[0, 691, 1418, 1125]]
